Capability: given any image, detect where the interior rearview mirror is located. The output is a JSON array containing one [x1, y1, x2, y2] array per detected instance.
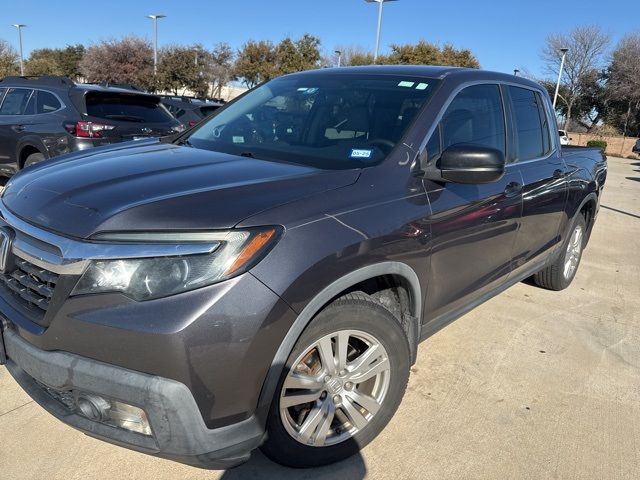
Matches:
[[436, 145, 505, 184]]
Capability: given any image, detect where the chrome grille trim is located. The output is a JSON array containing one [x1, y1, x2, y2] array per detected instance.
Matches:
[[0, 257, 59, 313]]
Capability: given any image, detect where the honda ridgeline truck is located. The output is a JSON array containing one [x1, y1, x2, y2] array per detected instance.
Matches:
[[0, 66, 607, 469]]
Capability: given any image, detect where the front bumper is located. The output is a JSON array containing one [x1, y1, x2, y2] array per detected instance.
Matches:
[[2, 326, 264, 469]]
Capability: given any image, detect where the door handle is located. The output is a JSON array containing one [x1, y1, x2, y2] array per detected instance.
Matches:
[[553, 168, 566, 178], [504, 181, 522, 197]]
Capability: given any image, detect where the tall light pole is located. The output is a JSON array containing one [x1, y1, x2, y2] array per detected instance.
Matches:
[[365, 0, 398, 63], [335, 50, 342, 67], [146, 14, 166, 75], [553, 47, 568, 109], [12, 24, 26, 76]]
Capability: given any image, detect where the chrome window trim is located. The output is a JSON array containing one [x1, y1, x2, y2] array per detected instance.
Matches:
[[0, 203, 219, 275], [418, 79, 559, 166]]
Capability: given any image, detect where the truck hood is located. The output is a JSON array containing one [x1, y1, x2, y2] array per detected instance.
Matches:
[[1, 142, 360, 238]]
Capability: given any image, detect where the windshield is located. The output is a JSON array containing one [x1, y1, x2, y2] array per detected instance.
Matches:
[[187, 74, 439, 169]]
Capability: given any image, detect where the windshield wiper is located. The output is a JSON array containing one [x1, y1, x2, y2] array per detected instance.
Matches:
[[239, 151, 255, 158]]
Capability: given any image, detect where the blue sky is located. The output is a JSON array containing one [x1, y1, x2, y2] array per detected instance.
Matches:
[[3, 0, 637, 78]]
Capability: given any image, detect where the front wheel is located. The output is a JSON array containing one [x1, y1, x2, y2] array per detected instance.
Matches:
[[533, 214, 587, 290], [261, 293, 411, 468]]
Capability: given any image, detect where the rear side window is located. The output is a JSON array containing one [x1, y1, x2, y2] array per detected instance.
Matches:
[[36, 91, 62, 113], [0, 88, 34, 115], [199, 105, 220, 117], [440, 84, 506, 155], [509, 86, 547, 161], [85, 93, 174, 123]]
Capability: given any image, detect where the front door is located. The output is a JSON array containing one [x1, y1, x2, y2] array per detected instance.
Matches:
[[0, 88, 34, 172]]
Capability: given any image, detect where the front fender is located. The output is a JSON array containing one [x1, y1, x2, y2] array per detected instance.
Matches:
[[254, 261, 422, 424]]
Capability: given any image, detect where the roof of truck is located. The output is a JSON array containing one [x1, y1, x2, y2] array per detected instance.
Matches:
[[285, 65, 543, 90]]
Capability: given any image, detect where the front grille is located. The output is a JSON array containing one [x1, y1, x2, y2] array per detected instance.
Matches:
[[0, 257, 59, 314]]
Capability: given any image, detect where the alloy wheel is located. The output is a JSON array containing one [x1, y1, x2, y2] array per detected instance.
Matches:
[[564, 225, 583, 280], [279, 329, 391, 447]]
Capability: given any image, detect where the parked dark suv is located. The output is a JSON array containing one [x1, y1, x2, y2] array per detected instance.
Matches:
[[160, 96, 223, 128], [0, 76, 184, 176], [0, 66, 606, 470]]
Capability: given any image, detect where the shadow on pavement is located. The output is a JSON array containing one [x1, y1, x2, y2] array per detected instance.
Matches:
[[220, 450, 367, 480], [625, 177, 640, 183], [601, 204, 640, 220]]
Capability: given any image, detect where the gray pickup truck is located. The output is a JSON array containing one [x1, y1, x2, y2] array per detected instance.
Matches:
[[0, 66, 606, 470]]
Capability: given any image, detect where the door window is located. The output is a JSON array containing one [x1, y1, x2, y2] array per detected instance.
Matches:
[[509, 86, 546, 161], [36, 91, 62, 113], [425, 84, 505, 163], [0, 88, 34, 115]]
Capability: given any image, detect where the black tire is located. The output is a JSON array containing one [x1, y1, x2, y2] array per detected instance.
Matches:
[[260, 292, 411, 468], [23, 152, 45, 168], [533, 214, 587, 291]]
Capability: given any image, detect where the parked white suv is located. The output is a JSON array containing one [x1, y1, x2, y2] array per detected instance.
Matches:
[[559, 130, 570, 145]]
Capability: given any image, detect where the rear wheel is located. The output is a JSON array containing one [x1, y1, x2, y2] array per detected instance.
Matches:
[[533, 214, 587, 290], [261, 293, 411, 468], [23, 152, 45, 168]]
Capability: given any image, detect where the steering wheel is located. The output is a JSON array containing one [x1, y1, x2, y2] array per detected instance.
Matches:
[[368, 138, 396, 153]]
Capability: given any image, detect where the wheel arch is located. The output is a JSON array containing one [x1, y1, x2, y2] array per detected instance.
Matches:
[[256, 261, 422, 418], [16, 137, 48, 169], [576, 192, 599, 243]]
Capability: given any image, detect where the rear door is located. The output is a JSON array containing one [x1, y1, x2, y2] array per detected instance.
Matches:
[[83, 92, 180, 141], [0, 88, 34, 170], [423, 84, 523, 321], [506, 86, 568, 275]]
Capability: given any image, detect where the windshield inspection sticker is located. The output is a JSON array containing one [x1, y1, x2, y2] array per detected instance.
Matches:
[[349, 148, 373, 159], [232, 136, 245, 144], [416, 82, 429, 90], [398, 81, 415, 88]]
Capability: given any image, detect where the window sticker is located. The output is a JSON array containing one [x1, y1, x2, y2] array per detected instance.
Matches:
[[232, 136, 245, 144], [349, 148, 373, 159], [398, 81, 415, 88], [416, 82, 429, 90]]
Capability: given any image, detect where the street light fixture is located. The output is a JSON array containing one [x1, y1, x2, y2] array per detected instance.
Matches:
[[12, 24, 26, 76], [146, 14, 166, 75], [335, 50, 342, 67], [365, 0, 398, 63], [553, 47, 569, 109]]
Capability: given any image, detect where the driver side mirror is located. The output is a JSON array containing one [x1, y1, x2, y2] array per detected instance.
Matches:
[[436, 145, 505, 184]]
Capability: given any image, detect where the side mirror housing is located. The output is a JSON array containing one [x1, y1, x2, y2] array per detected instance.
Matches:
[[434, 145, 505, 184]]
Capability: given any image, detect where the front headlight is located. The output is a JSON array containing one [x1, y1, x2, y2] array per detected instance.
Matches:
[[71, 228, 279, 301]]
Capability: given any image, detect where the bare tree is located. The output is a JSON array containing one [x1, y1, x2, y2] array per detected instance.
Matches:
[[329, 46, 375, 66], [209, 43, 234, 100], [541, 25, 610, 130], [606, 33, 640, 139]]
